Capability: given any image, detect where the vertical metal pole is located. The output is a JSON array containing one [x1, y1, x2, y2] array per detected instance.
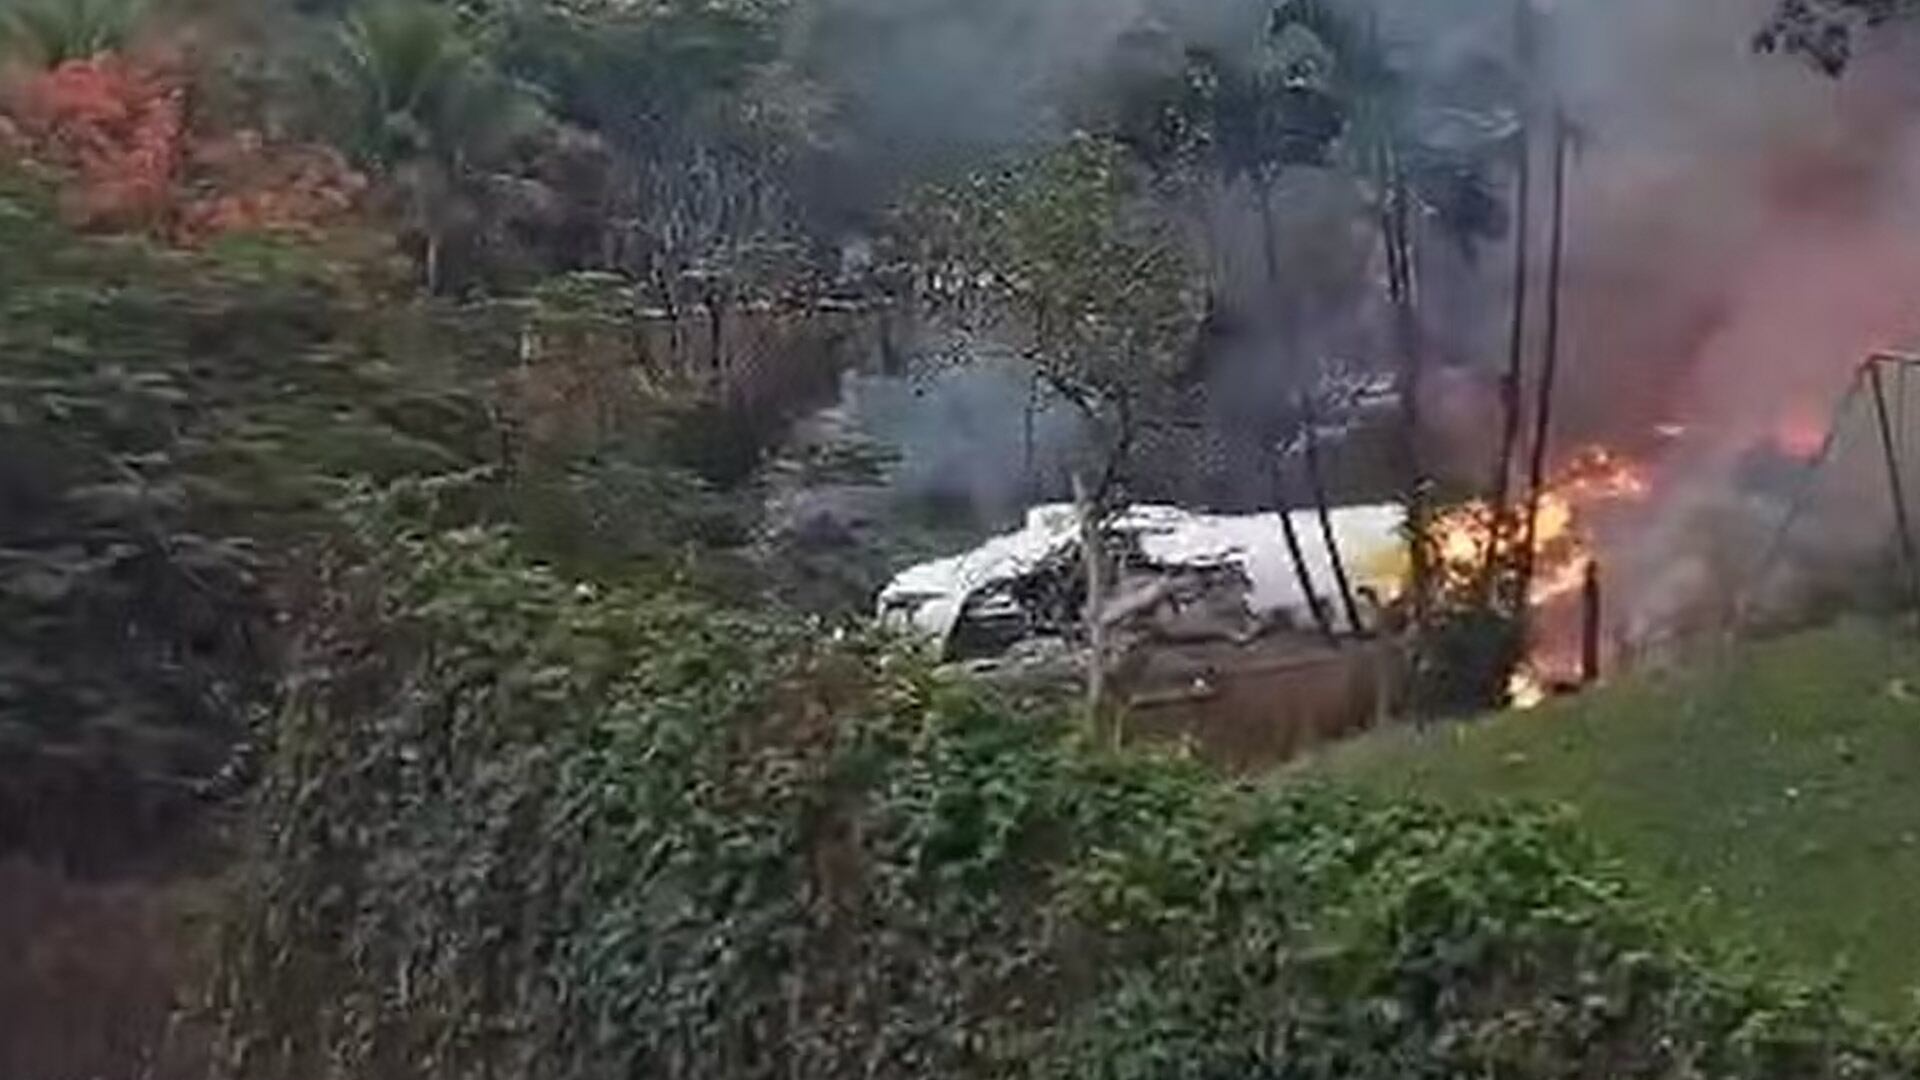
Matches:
[[1898, 361, 1910, 462], [1868, 359, 1920, 618]]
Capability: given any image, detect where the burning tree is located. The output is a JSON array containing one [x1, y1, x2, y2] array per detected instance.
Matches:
[[1429, 444, 1650, 707], [901, 134, 1206, 729]]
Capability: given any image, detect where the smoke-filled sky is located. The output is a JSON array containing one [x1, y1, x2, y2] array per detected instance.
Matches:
[[1539, 0, 1920, 457], [807, 0, 1920, 593], [830, 0, 1920, 427]]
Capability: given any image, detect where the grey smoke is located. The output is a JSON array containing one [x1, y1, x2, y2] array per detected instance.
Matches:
[[788, 0, 1920, 635], [1517, 0, 1920, 639], [838, 353, 1087, 526]]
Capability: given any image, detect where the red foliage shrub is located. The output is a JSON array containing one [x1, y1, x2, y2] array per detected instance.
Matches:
[[0, 52, 365, 242], [3, 53, 185, 229], [176, 129, 367, 243]]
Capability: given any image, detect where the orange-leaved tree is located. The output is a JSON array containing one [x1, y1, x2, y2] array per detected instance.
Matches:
[[0, 51, 366, 242], [0, 51, 183, 230]]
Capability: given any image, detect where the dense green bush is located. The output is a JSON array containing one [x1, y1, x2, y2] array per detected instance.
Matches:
[[0, 181, 496, 868], [214, 490, 1920, 1079], [0, 172, 783, 868]]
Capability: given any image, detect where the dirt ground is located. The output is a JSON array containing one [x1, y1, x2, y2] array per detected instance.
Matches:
[[1124, 634, 1408, 771], [0, 854, 217, 1080]]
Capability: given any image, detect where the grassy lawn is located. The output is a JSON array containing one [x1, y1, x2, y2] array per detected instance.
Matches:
[[1313, 621, 1920, 1015]]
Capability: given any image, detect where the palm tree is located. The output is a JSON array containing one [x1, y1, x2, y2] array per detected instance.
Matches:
[[0, 0, 147, 67], [334, 0, 547, 292]]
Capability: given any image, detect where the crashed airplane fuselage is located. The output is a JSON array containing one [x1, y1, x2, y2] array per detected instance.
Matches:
[[878, 503, 1409, 659]]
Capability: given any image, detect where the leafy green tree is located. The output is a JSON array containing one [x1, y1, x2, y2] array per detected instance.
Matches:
[[905, 134, 1204, 721], [0, 175, 499, 869], [908, 134, 1203, 507]]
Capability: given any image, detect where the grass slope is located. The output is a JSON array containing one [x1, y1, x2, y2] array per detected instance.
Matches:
[[1316, 621, 1920, 1014]]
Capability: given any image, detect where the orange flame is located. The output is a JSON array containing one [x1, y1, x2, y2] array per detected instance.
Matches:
[[1428, 444, 1650, 707], [1508, 667, 1549, 710], [1430, 445, 1647, 603]]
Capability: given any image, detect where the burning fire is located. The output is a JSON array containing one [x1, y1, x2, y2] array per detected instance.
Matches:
[[1429, 444, 1653, 707], [1431, 445, 1649, 602], [1507, 667, 1549, 710], [1552, 445, 1651, 501]]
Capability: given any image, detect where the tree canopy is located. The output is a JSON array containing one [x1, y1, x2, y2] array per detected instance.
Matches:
[[1757, 0, 1920, 74]]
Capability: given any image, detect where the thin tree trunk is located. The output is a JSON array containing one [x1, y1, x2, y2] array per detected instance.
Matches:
[[1074, 473, 1112, 739], [1023, 371, 1040, 492], [1488, 106, 1533, 597], [1580, 559, 1602, 684], [708, 286, 726, 382], [424, 227, 441, 294], [1092, 393, 1135, 509], [1382, 149, 1430, 631], [1275, 454, 1337, 644], [1302, 395, 1365, 635], [1260, 182, 1281, 286], [1520, 108, 1571, 598]]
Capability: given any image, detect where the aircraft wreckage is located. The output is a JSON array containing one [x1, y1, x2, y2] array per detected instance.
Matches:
[[879, 502, 1410, 662]]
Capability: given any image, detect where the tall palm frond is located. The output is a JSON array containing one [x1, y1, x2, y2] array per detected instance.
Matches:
[[0, 0, 147, 67], [336, 0, 551, 165], [336, 0, 476, 166]]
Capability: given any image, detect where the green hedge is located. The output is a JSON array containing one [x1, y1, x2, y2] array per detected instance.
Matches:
[[0, 181, 500, 868], [214, 500, 1920, 1079]]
